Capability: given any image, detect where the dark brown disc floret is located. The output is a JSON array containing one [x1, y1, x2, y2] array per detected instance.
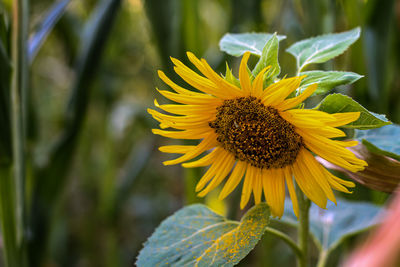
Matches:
[[209, 96, 303, 169]]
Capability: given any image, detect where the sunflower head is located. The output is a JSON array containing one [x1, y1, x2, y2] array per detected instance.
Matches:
[[149, 51, 367, 217], [209, 96, 303, 169]]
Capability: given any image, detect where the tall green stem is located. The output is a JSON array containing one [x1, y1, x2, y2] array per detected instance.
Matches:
[[0, 167, 18, 267], [296, 186, 311, 267], [2, 0, 30, 266], [316, 250, 328, 267], [11, 0, 29, 243]]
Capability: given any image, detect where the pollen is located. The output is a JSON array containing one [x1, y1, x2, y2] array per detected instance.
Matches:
[[209, 96, 303, 169]]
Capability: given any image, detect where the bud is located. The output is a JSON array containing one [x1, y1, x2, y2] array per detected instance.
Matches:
[[317, 144, 400, 193]]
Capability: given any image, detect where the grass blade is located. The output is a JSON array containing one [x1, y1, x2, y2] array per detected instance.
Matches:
[[28, 0, 122, 265], [0, 33, 12, 165], [28, 0, 70, 63]]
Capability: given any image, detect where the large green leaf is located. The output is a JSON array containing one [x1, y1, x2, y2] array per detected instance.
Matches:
[[280, 199, 382, 251], [252, 34, 280, 79], [299, 71, 362, 96], [354, 124, 400, 161], [137, 203, 270, 267], [219, 33, 286, 57], [287, 28, 360, 71], [317, 93, 390, 129]]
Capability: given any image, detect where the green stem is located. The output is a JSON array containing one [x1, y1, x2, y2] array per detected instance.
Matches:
[[0, 166, 18, 267], [6, 0, 29, 266], [317, 250, 329, 267], [296, 186, 311, 267], [264, 227, 303, 259], [316, 250, 328, 267]]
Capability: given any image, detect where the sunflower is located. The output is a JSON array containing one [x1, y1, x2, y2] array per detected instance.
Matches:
[[148, 51, 367, 217]]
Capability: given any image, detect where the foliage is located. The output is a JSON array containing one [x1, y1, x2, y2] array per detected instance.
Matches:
[[219, 33, 286, 57], [137, 204, 270, 267], [286, 28, 360, 72], [353, 124, 400, 161], [280, 199, 382, 252], [317, 93, 390, 129], [299, 71, 362, 96]]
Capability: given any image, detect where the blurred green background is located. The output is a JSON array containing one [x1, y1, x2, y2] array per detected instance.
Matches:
[[0, 0, 399, 266]]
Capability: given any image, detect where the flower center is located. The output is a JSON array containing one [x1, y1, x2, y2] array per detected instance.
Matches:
[[209, 96, 303, 169]]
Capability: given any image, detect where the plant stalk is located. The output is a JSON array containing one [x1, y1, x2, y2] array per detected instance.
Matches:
[[316, 250, 328, 267], [0, 166, 18, 267], [5, 0, 29, 266], [264, 227, 303, 259], [296, 186, 311, 267]]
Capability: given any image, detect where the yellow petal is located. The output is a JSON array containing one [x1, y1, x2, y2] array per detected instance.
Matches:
[[262, 76, 304, 107], [262, 77, 296, 97], [186, 52, 244, 97], [252, 167, 263, 205], [278, 83, 317, 110], [152, 128, 211, 140], [280, 109, 336, 127], [262, 168, 285, 217], [326, 112, 361, 127], [299, 131, 367, 172], [284, 167, 299, 218], [157, 88, 216, 105], [182, 147, 222, 168], [218, 160, 246, 200], [323, 168, 355, 193], [148, 108, 213, 126], [292, 159, 327, 209], [163, 133, 218, 165], [197, 152, 236, 197], [240, 164, 254, 209], [195, 149, 230, 191], [280, 111, 346, 138], [239, 52, 252, 94], [154, 99, 220, 116], [159, 145, 195, 154], [299, 149, 336, 204], [304, 140, 365, 172], [172, 57, 231, 99], [158, 70, 204, 96], [251, 67, 270, 98]]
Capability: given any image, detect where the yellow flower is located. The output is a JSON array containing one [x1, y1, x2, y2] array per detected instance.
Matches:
[[149, 52, 367, 217]]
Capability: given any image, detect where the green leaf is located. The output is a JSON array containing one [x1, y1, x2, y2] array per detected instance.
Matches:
[[252, 33, 280, 80], [0, 9, 10, 87], [137, 203, 270, 267], [219, 33, 286, 57], [354, 124, 400, 161], [29, 0, 123, 264], [28, 0, 70, 63], [224, 62, 240, 88], [299, 71, 363, 96], [280, 199, 382, 251], [317, 93, 390, 129], [287, 27, 360, 71], [0, 6, 9, 47]]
